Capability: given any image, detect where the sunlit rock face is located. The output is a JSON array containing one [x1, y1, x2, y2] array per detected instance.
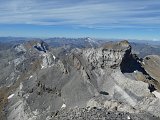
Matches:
[[143, 55, 160, 92], [82, 40, 131, 69]]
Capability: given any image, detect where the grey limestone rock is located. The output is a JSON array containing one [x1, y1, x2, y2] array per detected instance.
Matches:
[[1, 40, 160, 120]]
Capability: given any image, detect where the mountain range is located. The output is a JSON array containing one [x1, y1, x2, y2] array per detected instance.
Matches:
[[0, 37, 160, 120]]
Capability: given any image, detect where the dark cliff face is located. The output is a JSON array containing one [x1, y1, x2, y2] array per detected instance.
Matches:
[[0, 40, 160, 120], [120, 54, 143, 73]]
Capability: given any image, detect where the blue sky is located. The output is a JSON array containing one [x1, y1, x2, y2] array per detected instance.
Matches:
[[0, 0, 160, 40]]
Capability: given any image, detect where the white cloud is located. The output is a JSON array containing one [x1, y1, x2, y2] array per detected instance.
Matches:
[[0, 0, 160, 28]]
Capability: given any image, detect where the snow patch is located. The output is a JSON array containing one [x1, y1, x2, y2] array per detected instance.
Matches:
[[41, 65, 45, 69], [87, 37, 95, 43], [127, 116, 131, 119], [134, 70, 137, 73], [29, 75, 33, 79], [8, 94, 14, 99], [61, 103, 66, 108], [52, 54, 56, 60], [142, 61, 145, 65], [152, 91, 160, 99], [87, 37, 94, 47]]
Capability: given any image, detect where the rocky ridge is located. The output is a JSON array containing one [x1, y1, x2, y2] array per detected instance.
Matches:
[[0, 40, 160, 120]]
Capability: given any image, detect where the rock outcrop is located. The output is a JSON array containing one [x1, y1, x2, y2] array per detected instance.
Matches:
[[82, 40, 131, 69], [143, 55, 160, 88]]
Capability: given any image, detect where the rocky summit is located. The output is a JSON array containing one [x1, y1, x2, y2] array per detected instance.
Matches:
[[0, 40, 160, 120]]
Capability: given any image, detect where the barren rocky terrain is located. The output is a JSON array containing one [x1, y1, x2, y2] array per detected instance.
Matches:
[[0, 38, 160, 120]]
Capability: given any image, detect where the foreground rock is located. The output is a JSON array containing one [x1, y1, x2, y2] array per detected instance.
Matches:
[[54, 107, 159, 120]]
